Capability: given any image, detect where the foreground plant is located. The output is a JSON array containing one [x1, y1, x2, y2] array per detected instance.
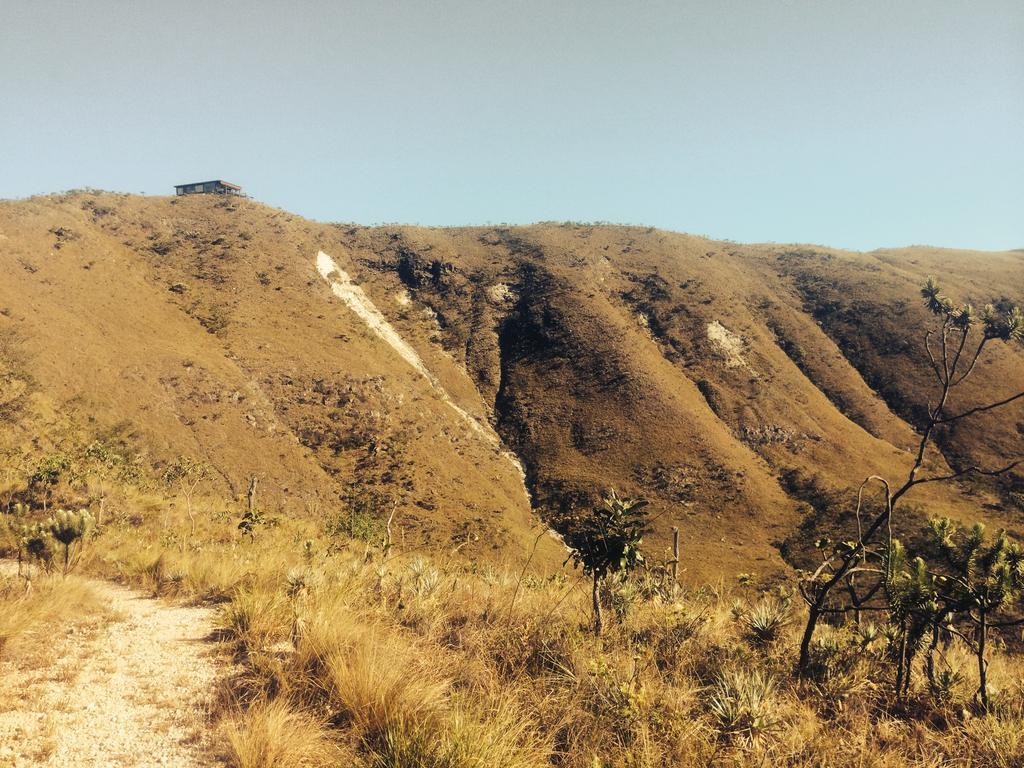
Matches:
[[562, 491, 649, 635], [798, 278, 1023, 676], [708, 668, 781, 746], [48, 508, 94, 575]]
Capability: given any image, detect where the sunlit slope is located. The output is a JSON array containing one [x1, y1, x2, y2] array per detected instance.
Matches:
[[0, 193, 558, 568], [1, 191, 1020, 577]]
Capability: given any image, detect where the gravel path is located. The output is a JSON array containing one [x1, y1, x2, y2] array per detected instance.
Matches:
[[0, 570, 225, 767]]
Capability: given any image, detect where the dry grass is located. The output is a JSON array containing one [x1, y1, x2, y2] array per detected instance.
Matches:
[[150, 541, 1023, 768], [317, 628, 449, 741], [6, 499, 1024, 767], [0, 570, 98, 660], [223, 698, 344, 768], [5, 472, 1024, 768]]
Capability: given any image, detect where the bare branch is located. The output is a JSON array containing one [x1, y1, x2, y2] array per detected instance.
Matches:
[[935, 389, 1024, 425], [950, 336, 990, 387], [912, 459, 1024, 487], [924, 331, 944, 385], [940, 321, 951, 384], [944, 623, 978, 651], [947, 326, 970, 386]]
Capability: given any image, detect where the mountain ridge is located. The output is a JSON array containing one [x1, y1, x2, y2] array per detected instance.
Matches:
[[1, 190, 1021, 578]]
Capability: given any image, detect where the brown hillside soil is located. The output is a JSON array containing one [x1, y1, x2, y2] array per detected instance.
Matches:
[[1, 191, 1021, 579], [0, 566, 224, 767]]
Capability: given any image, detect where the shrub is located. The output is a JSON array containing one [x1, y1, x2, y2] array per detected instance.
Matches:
[[707, 668, 781, 745]]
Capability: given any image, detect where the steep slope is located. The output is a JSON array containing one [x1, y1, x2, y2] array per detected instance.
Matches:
[[0, 192, 557, 568], [349, 225, 1023, 563], [1, 191, 1021, 579]]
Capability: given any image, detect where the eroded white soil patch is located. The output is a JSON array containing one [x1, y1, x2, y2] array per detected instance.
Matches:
[[316, 251, 525, 477], [707, 320, 749, 370]]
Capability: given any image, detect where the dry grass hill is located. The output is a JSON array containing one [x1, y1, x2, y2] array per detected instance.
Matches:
[[1, 190, 1022, 579], [3, 189, 1024, 768]]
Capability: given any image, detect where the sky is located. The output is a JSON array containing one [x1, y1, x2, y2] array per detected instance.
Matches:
[[1, 0, 1021, 251]]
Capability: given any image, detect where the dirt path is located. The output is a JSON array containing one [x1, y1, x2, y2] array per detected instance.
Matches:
[[0, 568, 225, 767]]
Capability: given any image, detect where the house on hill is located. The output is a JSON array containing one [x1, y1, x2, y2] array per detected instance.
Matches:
[[174, 179, 242, 196]]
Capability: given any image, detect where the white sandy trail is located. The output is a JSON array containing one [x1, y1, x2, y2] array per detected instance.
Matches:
[[0, 567, 223, 768], [316, 250, 526, 476]]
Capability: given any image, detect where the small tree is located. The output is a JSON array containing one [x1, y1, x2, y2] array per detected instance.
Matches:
[[926, 518, 1024, 712], [82, 439, 127, 527], [162, 457, 209, 538], [237, 506, 266, 541], [797, 279, 1024, 675], [29, 453, 71, 512], [0, 445, 30, 516], [237, 474, 268, 541], [48, 508, 94, 575], [562, 491, 649, 635]]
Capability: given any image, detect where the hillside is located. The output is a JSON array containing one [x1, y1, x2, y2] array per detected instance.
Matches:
[[1, 190, 1022, 579]]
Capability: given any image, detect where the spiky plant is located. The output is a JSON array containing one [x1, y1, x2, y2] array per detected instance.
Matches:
[[741, 597, 791, 647], [708, 668, 781, 745], [925, 519, 1024, 712], [406, 557, 441, 598], [47, 508, 93, 575]]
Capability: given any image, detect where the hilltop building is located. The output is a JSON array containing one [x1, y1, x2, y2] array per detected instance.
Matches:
[[174, 180, 242, 196]]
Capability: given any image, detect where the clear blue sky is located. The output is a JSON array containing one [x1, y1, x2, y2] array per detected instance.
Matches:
[[2, 1, 1021, 251]]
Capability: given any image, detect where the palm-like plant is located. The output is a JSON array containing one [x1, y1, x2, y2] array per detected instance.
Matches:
[[48, 508, 94, 575], [14, 521, 54, 575], [884, 539, 940, 700], [926, 519, 1024, 712]]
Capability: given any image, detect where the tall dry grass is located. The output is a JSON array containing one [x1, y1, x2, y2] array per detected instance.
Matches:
[[0, 570, 99, 659], [223, 698, 344, 768], [194, 545, 1024, 767], [13, 486, 1022, 768]]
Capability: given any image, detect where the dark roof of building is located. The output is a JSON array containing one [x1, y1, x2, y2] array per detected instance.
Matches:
[[174, 180, 242, 190]]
